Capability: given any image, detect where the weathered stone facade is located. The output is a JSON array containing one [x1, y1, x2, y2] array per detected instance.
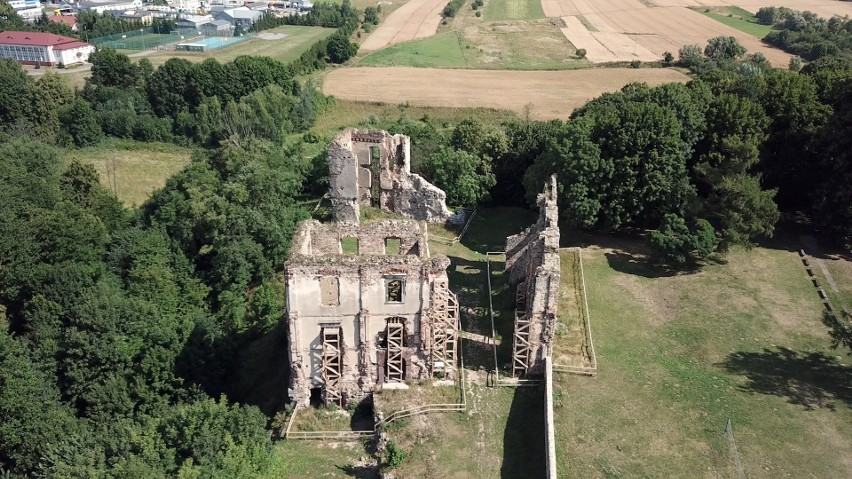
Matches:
[[328, 129, 453, 225], [285, 219, 459, 407], [505, 175, 560, 376]]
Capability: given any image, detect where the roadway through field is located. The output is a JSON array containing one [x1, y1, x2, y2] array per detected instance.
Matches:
[[322, 66, 690, 120]]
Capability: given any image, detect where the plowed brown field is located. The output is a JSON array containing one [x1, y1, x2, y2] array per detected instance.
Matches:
[[360, 0, 451, 52], [322, 66, 690, 119], [545, 0, 794, 66]]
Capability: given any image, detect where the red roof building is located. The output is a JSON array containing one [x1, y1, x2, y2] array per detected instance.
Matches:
[[48, 15, 79, 32], [0, 31, 95, 66]]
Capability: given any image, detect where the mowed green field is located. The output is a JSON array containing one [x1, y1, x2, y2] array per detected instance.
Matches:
[[357, 32, 468, 68], [64, 139, 193, 206], [484, 0, 545, 21], [554, 236, 852, 477], [693, 6, 773, 38], [140, 25, 335, 67]]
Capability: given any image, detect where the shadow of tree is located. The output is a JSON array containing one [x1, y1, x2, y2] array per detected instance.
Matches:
[[336, 463, 380, 478], [719, 347, 852, 411]]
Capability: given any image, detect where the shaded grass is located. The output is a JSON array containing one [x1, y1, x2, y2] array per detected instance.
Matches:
[[359, 32, 469, 68], [484, 0, 545, 21], [64, 138, 193, 206], [692, 7, 773, 38], [277, 440, 377, 478], [553, 238, 852, 477]]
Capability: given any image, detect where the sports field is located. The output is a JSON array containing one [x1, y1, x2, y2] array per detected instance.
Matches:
[[141, 25, 335, 67], [94, 32, 183, 50], [323, 66, 689, 119]]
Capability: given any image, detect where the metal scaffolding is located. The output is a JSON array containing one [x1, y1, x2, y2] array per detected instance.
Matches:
[[321, 327, 343, 406], [386, 318, 405, 382], [429, 280, 459, 379]]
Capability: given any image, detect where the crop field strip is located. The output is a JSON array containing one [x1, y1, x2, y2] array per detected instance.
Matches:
[[323, 66, 689, 120], [360, 0, 453, 51]]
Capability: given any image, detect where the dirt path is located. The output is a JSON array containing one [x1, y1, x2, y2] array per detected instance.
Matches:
[[360, 0, 451, 52], [323, 66, 689, 119]]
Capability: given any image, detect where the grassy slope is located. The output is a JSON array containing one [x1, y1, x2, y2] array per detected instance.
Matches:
[[359, 32, 469, 68], [64, 138, 193, 206], [554, 236, 852, 477], [693, 7, 773, 38], [484, 0, 545, 21]]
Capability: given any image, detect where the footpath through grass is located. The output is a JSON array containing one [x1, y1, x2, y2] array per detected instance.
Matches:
[[553, 235, 852, 477], [693, 6, 773, 38], [64, 138, 193, 206]]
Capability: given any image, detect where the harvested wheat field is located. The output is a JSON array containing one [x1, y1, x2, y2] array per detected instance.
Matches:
[[360, 0, 451, 51], [323, 66, 689, 119], [545, 0, 792, 66]]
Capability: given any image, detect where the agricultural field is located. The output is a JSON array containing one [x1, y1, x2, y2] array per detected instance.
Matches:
[[543, 0, 791, 65], [483, 0, 546, 21], [359, 0, 451, 51], [553, 233, 852, 477], [322, 66, 689, 120], [64, 139, 194, 206]]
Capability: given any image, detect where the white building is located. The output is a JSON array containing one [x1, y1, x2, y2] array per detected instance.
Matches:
[[77, 0, 143, 14], [0, 31, 95, 66], [8, 0, 43, 21]]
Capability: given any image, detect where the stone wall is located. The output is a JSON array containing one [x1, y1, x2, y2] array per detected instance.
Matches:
[[505, 175, 560, 375], [285, 218, 456, 407], [327, 129, 453, 225]]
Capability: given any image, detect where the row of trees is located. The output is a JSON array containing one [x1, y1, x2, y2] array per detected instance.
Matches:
[[759, 7, 852, 61], [379, 38, 851, 259]]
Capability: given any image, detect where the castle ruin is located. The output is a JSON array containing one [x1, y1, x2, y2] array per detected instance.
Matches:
[[505, 175, 561, 377], [328, 129, 453, 225], [284, 218, 459, 407]]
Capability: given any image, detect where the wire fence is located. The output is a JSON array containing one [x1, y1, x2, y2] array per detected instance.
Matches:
[[725, 418, 747, 479], [91, 27, 255, 51]]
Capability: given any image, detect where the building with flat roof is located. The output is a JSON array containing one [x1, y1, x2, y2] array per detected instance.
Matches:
[[8, 0, 43, 21], [0, 31, 94, 66], [77, 0, 143, 14]]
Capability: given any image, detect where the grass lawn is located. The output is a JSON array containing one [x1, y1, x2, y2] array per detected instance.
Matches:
[[553, 234, 852, 477], [359, 19, 584, 70], [484, 0, 545, 21], [140, 25, 335, 67], [359, 32, 469, 68], [277, 440, 376, 478], [64, 139, 193, 206], [692, 7, 773, 38]]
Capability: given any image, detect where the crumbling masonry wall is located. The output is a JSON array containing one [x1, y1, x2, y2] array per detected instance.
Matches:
[[285, 219, 459, 407], [505, 175, 560, 376], [328, 129, 453, 225]]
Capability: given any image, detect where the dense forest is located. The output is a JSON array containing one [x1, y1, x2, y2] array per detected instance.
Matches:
[[2, 1, 852, 475]]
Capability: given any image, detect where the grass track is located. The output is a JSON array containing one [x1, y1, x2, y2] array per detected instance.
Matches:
[[358, 32, 468, 68], [693, 7, 773, 38], [484, 0, 545, 21]]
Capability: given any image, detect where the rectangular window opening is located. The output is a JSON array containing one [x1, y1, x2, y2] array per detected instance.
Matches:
[[386, 277, 404, 303], [384, 237, 401, 256], [370, 146, 380, 163], [341, 237, 359, 254], [320, 276, 340, 307]]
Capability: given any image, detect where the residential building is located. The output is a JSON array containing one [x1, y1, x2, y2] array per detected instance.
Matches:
[[47, 15, 78, 31]]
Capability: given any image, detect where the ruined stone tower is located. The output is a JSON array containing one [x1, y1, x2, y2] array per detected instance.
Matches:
[[327, 129, 453, 225], [505, 175, 560, 377]]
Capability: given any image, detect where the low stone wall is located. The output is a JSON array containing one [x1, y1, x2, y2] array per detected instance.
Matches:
[[544, 356, 557, 479]]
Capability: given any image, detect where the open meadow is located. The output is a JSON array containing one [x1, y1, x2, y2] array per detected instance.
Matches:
[[553, 233, 852, 477], [322, 66, 690, 119], [64, 139, 193, 206]]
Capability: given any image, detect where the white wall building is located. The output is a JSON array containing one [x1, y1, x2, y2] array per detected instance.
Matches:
[[0, 31, 95, 66]]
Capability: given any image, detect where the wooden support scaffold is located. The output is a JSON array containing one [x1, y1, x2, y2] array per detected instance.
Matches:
[[429, 279, 460, 379], [512, 281, 531, 377], [386, 318, 405, 382], [321, 327, 343, 406]]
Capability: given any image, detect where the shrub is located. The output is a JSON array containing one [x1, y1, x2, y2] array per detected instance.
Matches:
[[663, 51, 674, 64], [576, 48, 587, 59], [630, 59, 641, 68], [475, 11, 481, 16], [386, 440, 406, 468]]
